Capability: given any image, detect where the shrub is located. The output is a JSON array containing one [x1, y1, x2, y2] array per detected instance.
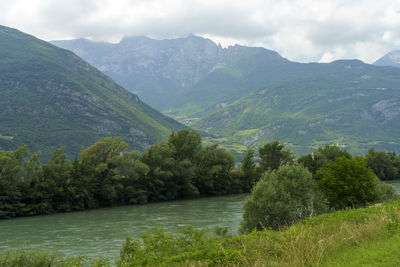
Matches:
[[316, 156, 380, 210], [240, 165, 328, 232], [116, 226, 235, 266]]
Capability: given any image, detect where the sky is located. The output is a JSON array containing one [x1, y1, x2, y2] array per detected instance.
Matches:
[[1, 0, 400, 63]]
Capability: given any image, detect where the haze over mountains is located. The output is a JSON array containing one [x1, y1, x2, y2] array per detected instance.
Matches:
[[0, 26, 184, 159], [374, 50, 400, 68], [53, 36, 400, 155]]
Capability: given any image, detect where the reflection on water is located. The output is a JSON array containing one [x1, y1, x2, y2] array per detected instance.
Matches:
[[0, 194, 247, 259]]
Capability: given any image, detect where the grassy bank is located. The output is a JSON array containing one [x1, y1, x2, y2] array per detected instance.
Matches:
[[2, 197, 400, 266]]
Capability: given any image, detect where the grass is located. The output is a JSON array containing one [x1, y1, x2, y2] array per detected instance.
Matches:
[[324, 233, 400, 267], [207, 199, 400, 267]]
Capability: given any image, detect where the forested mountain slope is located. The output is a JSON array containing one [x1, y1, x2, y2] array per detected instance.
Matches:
[[194, 60, 400, 155], [0, 26, 184, 159]]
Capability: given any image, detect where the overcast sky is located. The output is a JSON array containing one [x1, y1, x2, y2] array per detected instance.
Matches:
[[1, 0, 400, 63]]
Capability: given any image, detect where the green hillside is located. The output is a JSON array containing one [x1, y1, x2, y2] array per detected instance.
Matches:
[[0, 26, 184, 159], [52, 36, 400, 156], [194, 60, 400, 155]]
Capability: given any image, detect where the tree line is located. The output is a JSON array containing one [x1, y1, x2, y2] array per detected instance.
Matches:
[[1, 129, 399, 219], [0, 130, 246, 218]]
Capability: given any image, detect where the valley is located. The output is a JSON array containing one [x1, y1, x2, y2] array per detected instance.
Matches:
[[53, 36, 400, 156], [2, 2, 400, 266]]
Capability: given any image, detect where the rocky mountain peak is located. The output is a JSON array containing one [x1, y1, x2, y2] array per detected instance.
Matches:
[[373, 50, 400, 68]]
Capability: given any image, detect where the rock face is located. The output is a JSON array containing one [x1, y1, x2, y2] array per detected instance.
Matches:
[[52, 36, 284, 110], [52, 35, 225, 109], [374, 50, 400, 68], [0, 25, 184, 159]]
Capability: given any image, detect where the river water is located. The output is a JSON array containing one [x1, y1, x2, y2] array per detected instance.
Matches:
[[0, 194, 247, 259], [1, 181, 400, 260]]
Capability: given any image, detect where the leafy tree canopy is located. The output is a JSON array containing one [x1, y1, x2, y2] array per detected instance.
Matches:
[[316, 156, 380, 209]]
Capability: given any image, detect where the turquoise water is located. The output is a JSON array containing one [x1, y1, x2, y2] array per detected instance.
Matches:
[[1, 181, 399, 261], [0, 194, 247, 259]]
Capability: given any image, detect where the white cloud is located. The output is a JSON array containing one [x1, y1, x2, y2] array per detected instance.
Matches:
[[0, 0, 400, 63]]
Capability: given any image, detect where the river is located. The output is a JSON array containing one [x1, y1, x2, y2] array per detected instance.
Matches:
[[2, 181, 400, 260], [0, 194, 247, 260]]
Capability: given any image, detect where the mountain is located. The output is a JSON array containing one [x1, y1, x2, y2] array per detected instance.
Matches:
[[0, 26, 184, 159], [374, 50, 400, 68], [53, 35, 400, 155], [52, 37, 312, 118], [194, 60, 400, 155], [52, 35, 224, 110]]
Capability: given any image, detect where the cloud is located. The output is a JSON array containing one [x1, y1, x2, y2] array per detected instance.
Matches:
[[0, 0, 400, 63]]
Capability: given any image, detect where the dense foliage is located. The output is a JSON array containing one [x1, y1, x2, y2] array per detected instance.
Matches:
[[0, 130, 250, 218], [240, 165, 328, 232], [298, 144, 351, 175], [316, 156, 381, 209], [365, 148, 400, 181], [1, 133, 399, 219], [258, 141, 293, 172]]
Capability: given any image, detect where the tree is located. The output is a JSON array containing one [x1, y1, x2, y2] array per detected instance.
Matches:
[[116, 150, 149, 204], [0, 146, 29, 218], [240, 148, 258, 192], [365, 148, 400, 181], [195, 144, 235, 196], [20, 151, 44, 215], [168, 130, 202, 199], [42, 147, 73, 212], [168, 129, 201, 161], [298, 144, 351, 175], [140, 142, 175, 201], [240, 165, 327, 232], [316, 156, 380, 209], [80, 137, 129, 206], [258, 141, 293, 172]]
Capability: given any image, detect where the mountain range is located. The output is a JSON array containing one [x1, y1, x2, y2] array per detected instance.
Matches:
[[0, 26, 184, 159], [53, 36, 400, 155]]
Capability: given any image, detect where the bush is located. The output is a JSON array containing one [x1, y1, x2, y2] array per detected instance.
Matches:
[[116, 226, 236, 266], [316, 156, 380, 210], [240, 165, 328, 232]]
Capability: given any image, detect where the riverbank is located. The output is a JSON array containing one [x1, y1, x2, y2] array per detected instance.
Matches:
[[2, 197, 400, 266], [0, 194, 246, 259]]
